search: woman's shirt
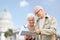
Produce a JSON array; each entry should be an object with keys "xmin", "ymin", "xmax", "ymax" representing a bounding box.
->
[{"xmin": 19, "ymin": 25, "xmax": 37, "ymax": 40}]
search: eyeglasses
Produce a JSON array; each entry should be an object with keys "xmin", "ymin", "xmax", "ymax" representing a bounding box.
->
[{"xmin": 35, "ymin": 9, "xmax": 40, "ymax": 15}]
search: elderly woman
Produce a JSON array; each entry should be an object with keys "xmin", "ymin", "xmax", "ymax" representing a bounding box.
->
[{"xmin": 19, "ymin": 14, "xmax": 36, "ymax": 40}]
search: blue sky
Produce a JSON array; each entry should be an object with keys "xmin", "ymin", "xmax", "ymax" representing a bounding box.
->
[{"xmin": 0, "ymin": 0, "xmax": 60, "ymax": 34}]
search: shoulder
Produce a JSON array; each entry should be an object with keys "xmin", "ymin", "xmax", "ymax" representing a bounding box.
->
[
  {"xmin": 49, "ymin": 16, "xmax": 56, "ymax": 21},
  {"xmin": 46, "ymin": 15, "xmax": 57, "ymax": 23},
  {"xmin": 20, "ymin": 25, "xmax": 28, "ymax": 31},
  {"xmin": 46, "ymin": 14, "xmax": 56, "ymax": 20},
  {"xmin": 48, "ymin": 16, "xmax": 57, "ymax": 24},
  {"xmin": 21, "ymin": 24, "xmax": 27, "ymax": 28},
  {"xmin": 46, "ymin": 15, "xmax": 56, "ymax": 20}
]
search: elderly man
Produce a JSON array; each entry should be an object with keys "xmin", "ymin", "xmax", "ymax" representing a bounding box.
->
[{"xmin": 34, "ymin": 6, "xmax": 57, "ymax": 40}]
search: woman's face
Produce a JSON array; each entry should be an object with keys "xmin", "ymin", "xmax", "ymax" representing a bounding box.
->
[{"xmin": 28, "ymin": 17, "xmax": 34, "ymax": 26}]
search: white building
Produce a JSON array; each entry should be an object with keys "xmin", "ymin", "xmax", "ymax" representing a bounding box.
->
[{"xmin": 0, "ymin": 9, "xmax": 20, "ymax": 40}]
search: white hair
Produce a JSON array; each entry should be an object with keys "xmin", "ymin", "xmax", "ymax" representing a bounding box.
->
[
  {"xmin": 27, "ymin": 13, "xmax": 34, "ymax": 19},
  {"xmin": 34, "ymin": 6, "xmax": 43, "ymax": 10}
]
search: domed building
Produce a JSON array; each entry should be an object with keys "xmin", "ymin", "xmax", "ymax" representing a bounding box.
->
[
  {"xmin": 0, "ymin": 8, "xmax": 21, "ymax": 40},
  {"xmin": 0, "ymin": 8, "xmax": 13, "ymax": 32},
  {"xmin": 0, "ymin": 8, "xmax": 14, "ymax": 40}
]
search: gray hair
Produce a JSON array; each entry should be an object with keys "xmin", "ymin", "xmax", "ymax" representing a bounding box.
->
[{"xmin": 27, "ymin": 13, "xmax": 34, "ymax": 19}]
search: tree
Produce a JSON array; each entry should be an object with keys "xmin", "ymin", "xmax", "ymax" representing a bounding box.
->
[
  {"xmin": 4, "ymin": 29, "xmax": 13, "ymax": 38},
  {"xmin": 8, "ymin": 29, "xmax": 13, "ymax": 36},
  {"xmin": 4, "ymin": 31, "xmax": 9, "ymax": 38}
]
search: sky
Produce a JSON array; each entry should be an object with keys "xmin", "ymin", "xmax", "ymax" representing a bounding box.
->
[{"xmin": 0, "ymin": 0, "xmax": 60, "ymax": 34}]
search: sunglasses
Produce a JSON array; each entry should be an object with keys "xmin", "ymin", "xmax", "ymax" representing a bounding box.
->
[{"xmin": 35, "ymin": 9, "xmax": 41, "ymax": 15}]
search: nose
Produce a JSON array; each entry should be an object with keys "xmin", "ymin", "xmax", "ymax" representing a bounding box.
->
[{"xmin": 30, "ymin": 21, "xmax": 34, "ymax": 23}]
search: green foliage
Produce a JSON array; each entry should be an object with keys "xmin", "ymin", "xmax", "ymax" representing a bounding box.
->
[{"xmin": 4, "ymin": 29, "xmax": 13, "ymax": 38}]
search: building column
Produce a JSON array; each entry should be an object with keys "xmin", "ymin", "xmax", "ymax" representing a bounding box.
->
[
  {"xmin": 1, "ymin": 33, "xmax": 5, "ymax": 40},
  {"xmin": 16, "ymin": 33, "xmax": 20, "ymax": 40}
]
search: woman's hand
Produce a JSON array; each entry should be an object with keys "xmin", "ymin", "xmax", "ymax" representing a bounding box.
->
[{"xmin": 24, "ymin": 34, "xmax": 32, "ymax": 40}]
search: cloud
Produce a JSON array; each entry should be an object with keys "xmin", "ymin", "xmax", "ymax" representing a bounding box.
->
[{"xmin": 20, "ymin": 0, "xmax": 29, "ymax": 7}]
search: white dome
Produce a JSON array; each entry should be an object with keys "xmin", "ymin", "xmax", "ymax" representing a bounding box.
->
[
  {"xmin": 0, "ymin": 8, "xmax": 13, "ymax": 32},
  {"xmin": 1, "ymin": 8, "xmax": 12, "ymax": 20}
]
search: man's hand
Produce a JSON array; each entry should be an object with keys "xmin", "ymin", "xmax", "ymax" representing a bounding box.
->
[{"xmin": 34, "ymin": 29, "xmax": 41, "ymax": 35}]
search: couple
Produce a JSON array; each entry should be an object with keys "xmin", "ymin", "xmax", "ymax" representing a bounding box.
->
[{"xmin": 19, "ymin": 6, "xmax": 57, "ymax": 40}]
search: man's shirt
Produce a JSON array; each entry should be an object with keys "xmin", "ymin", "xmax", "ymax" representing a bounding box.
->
[{"xmin": 38, "ymin": 18, "xmax": 45, "ymax": 30}]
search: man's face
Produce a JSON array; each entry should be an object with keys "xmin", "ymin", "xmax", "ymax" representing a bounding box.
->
[
  {"xmin": 34, "ymin": 9, "xmax": 44, "ymax": 18},
  {"xmin": 28, "ymin": 17, "xmax": 34, "ymax": 26}
]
